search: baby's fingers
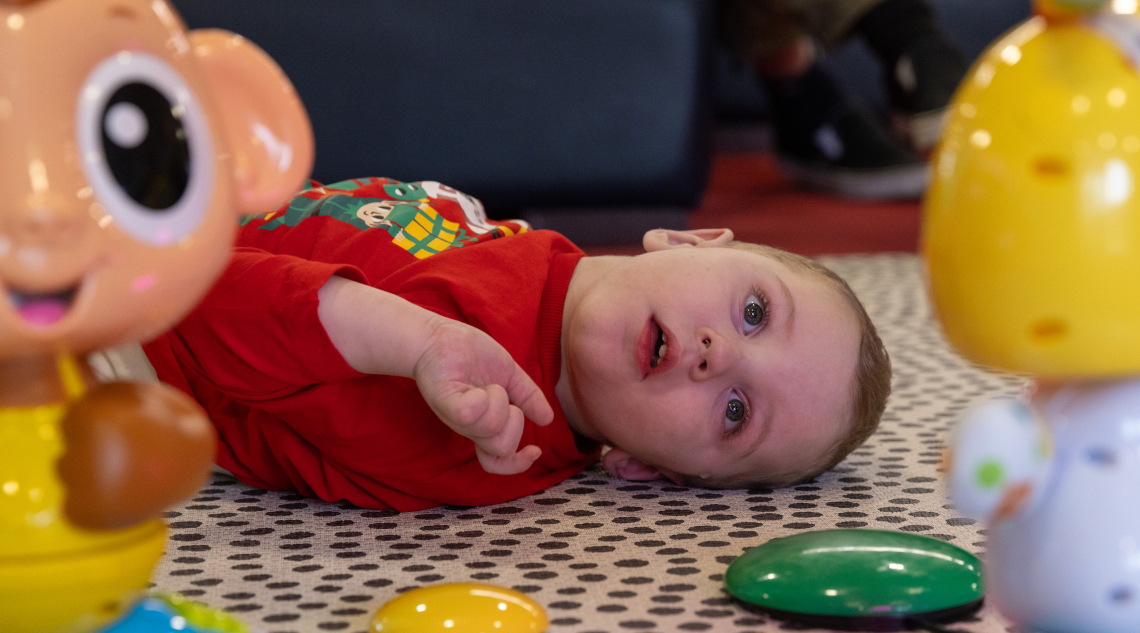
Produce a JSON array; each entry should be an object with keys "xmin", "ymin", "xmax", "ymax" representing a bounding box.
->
[
  {"xmin": 465, "ymin": 388, "xmax": 529, "ymax": 459},
  {"xmin": 440, "ymin": 385, "xmax": 503, "ymax": 431},
  {"xmin": 477, "ymin": 444, "xmax": 542, "ymax": 475},
  {"xmin": 435, "ymin": 386, "xmax": 542, "ymax": 475},
  {"xmin": 504, "ymin": 365, "xmax": 554, "ymax": 426},
  {"xmin": 441, "ymin": 386, "xmax": 520, "ymax": 453}
]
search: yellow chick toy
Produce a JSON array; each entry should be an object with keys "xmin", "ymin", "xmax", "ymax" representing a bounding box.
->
[
  {"xmin": 925, "ymin": 0, "xmax": 1140, "ymax": 377},
  {"xmin": 925, "ymin": 1, "xmax": 1140, "ymax": 631},
  {"xmin": 0, "ymin": 0, "xmax": 312, "ymax": 631}
]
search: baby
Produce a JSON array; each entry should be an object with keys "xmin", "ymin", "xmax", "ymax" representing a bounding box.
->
[{"xmin": 145, "ymin": 177, "xmax": 890, "ymax": 511}]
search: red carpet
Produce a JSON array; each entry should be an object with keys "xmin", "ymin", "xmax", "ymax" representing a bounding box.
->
[
  {"xmin": 584, "ymin": 152, "xmax": 923, "ymax": 257},
  {"xmin": 690, "ymin": 152, "xmax": 924, "ymax": 256}
]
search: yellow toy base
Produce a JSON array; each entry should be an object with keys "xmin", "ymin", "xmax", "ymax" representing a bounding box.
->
[{"xmin": 0, "ymin": 520, "xmax": 166, "ymax": 633}]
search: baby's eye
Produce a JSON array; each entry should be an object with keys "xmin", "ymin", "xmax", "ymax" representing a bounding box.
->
[
  {"xmin": 743, "ymin": 294, "xmax": 767, "ymax": 333},
  {"xmin": 725, "ymin": 393, "xmax": 746, "ymax": 432}
]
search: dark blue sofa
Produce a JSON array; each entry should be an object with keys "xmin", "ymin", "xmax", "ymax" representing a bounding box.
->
[{"xmin": 173, "ymin": 0, "xmax": 715, "ymax": 211}]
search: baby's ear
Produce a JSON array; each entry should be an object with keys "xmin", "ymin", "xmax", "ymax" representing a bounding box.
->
[
  {"xmin": 602, "ymin": 448, "xmax": 682, "ymax": 484},
  {"xmin": 190, "ymin": 29, "xmax": 315, "ymax": 216},
  {"xmin": 642, "ymin": 228, "xmax": 734, "ymax": 252}
]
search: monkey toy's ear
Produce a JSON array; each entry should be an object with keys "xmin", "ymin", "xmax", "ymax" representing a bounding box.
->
[{"xmin": 190, "ymin": 29, "xmax": 315, "ymax": 217}]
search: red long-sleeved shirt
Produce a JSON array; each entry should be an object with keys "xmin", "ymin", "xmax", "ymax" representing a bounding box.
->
[{"xmin": 144, "ymin": 178, "xmax": 598, "ymax": 511}]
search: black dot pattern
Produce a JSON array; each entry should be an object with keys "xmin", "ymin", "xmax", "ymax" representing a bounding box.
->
[{"xmin": 151, "ymin": 255, "xmax": 1017, "ymax": 632}]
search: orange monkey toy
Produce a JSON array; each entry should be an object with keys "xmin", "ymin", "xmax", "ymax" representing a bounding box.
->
[{"xmin": 0, "ymin": 0, "xmax": 313, "ymax": 630}]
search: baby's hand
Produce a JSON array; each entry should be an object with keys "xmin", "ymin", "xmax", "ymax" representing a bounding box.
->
[
  {"xmin": 316, "ymin": 277, "xmax": 553, "ymax": 475},
  {"xmin": 413, "ymin": 318, "xmax": 554, "ymax": 475}
]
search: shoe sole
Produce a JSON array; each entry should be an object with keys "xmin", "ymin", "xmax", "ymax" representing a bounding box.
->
[
  {"xmin": 778, "ymin": 158, "xmax": 930, "ymax": 200},
  {"xmin": 893, "ymin": 107, "xmax": 950, "ymax": 154}
]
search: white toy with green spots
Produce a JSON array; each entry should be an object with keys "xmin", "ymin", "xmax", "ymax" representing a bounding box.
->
[
  {"xmin": 949, "ymin": 398, "xmax": 1053, "ymax": 520},
  {"xmin": 948, "ymin": 379, "xmax": 1140, "ymax": 632}
]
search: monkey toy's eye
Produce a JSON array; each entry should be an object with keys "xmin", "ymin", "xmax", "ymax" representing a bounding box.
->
[{"xmin": 76, "ymin": 52, "xmax": 214, "ymax": 246}]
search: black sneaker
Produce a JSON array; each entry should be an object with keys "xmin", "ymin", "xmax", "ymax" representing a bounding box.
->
[
  {"xmin": 888, "ymin": 33, "xmax": 970, "ymax": 152},
  {"xmin": 852, "ymin": 0, "xmax": 972, "ymax": 152},
  {"xmin": 776, "ymin": 102, "xmax": 929, "ymax": 200}
]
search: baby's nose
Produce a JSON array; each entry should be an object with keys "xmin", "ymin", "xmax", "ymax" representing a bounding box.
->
[{"xmin": 691, "ymin": 329, "xmax": 736, "ymax": 381}]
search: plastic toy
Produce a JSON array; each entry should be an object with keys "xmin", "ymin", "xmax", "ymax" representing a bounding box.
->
[
  {"xmin": 0, "ymin": 0, "xmax": 312, "ymax": 631},
  {"xmin": 369, "ymin": 583, "xmax": 549, "ymax": 633},
  {"xmin": 923, "ymin": 0, "xmax": 1140, "ymax": 630},
  {"xmin": 95, "ymin": 595, "xmax": 248, "ymax": 633},
  {"xmin": 724, "ymin": 529, "xmax": 983, "ymax": 631},
  {"xmin": 924, "ymin": 0, "xmax": 1140, "ymax": 377}
]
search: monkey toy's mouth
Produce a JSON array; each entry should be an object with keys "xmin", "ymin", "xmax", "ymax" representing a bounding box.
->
[{"xmin": 8, "ymin": 285, "xmax": 80, "ymax": 328}]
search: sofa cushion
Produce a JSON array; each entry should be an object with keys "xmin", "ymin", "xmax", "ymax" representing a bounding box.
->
[{"xmin": 173, "ymin": 0, "xmax": 715, "ymax": 209}]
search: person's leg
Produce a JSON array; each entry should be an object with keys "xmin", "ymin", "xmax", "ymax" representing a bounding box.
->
[
  {"xmin": 851, "ymin": 0, "xmax": 970, "ymax": 151},
  {"xmin": 755, "ymin": 34, "xmax": 815, "ymax": 78},
  {"xmin": 778, "ymin": 0, "xmax": 969, "ymax": 151},
  {"xmin": 774, "ymin": 0, "xmax": 885, "ymax": 51},
  {"xmin": 760, "ymin": 41, "xmax": 928, "ymax": 200},
  {"xmin": 718, "ymin": 0, "xmax": 807, "ymax": 66},
  {"xmin": 717, "ymin": 0, "xmax": 928, "ymax": 199}
]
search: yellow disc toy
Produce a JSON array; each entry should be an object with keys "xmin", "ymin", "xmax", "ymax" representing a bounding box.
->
[{"xmin": 370, "ymin": 583, "xmax": 549, "ymax": 633}]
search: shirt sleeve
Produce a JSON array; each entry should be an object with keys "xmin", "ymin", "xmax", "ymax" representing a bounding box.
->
[{"xmin": 163, "ymin": 246, "xmax": 369, "ymax": 400}]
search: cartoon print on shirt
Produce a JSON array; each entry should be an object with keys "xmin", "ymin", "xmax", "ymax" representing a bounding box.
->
[
  {"xmin": 240, "ymin": 179, "xmax": 530, "ymax": 257},
  {"xmin": 383, "ymin": 181, "xmax": 428, "ymax": 201},
  {"xmin": 421, "ymin": 181, "xmax": 497, "ymax": 234},
  {"xmin": 388, "ymin": 203, "xmax": 472, "ymax": 259},
  {"xmin": 246, "ymin": 192, "xmax": 377, "ymax": 231},
  {"xmin": 321, "ymin": 177, "xmax": 377, "ymax": 192},
  {"xmin": 355, "ymin": 200, "xmax": 418, "ymax": 232}
]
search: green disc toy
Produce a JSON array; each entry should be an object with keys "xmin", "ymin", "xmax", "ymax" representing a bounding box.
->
[{"xmin": 724, "ymin": 529, "xmax": 984, "ymax": 632}]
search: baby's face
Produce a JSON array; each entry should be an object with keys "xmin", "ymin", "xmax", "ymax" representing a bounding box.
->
[{"xmin": 562, "ymin": 247, "xmax": 860, "ymax": 484}]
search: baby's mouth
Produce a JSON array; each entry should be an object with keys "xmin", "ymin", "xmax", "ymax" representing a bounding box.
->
[
  {"xmin": 650, "ymin": 321, "xmax": 668, "ymax": 369},
  {"xmin": 652, "ymin": 323, "xmax": 665, "ymax": 369},
  {"xmin": 9, "ymin": 284, "xmax": 79, "ymax": 327}
]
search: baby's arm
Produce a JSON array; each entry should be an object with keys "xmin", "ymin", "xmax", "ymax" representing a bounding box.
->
[{"xmin": 317, "ymin": 275, "xmax": 554, "ymax": 475}]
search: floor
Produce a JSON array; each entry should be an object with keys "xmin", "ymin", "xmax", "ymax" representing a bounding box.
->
[{"xmin": 582, "ymin": 151, "xmax": 925, "ymax": 258}]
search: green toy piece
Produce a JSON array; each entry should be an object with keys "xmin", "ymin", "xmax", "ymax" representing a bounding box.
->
[
  {"xmin": 724, "ymin": 529, "xmax": 983, "ymax": 631},
  {"xmin": 153, "ymin": 593, "xmax": 250, "ymax": 633}
]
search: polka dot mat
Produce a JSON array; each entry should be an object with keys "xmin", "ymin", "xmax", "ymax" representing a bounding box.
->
[{"xmin": 151, "ymin": 254, "xmax": 1023, "ymax": 633}]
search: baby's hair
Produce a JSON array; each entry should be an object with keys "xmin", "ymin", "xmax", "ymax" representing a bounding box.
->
[{"xmin": 678, "ymin": 241, "xmax": 891, "ymax": 490}]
